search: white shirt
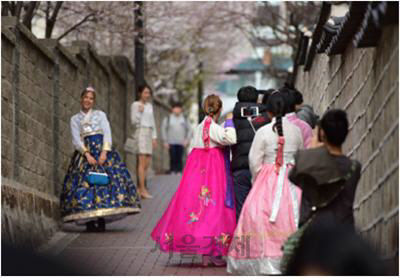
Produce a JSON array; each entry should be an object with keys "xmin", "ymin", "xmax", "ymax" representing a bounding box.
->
[
  {"xmin": 70, "ymin": 109, "xmax": 112, "ymax": 153},
  {"xmin": 130, "ymin": 101, "xmax": 157, "ymax": 139},
  {"xmin": 188, "ymin": 117, "xmax": 237, "ymax": 154},
  {"xmin": 249, "ymin": 117, "xmax": 303, "ymax": 178}
]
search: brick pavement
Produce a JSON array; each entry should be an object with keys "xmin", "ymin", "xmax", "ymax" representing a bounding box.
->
[{"xmin": 53, "ymin": 174, "xmax": 230, "ymax": 276}]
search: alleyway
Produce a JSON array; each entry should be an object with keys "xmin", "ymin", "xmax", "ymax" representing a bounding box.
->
[{"xmin": 47, "ymin": 175, "xmax": 229, "ymax": 276}]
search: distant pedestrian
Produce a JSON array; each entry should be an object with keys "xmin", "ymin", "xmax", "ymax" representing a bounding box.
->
[
  {"xmin": 161, "ymin": 102, "xmax": 192, "ymax": 174},
  {"xmin": 130, "ymin": 84, "xmax": 157, "ymax": 199},
  {"xmin": 151, "ymin": 94, "xmax": 237, "ymax": 267}
]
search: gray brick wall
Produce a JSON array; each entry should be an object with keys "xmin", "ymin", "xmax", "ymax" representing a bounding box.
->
[
  {"xmin": 1, "ymin": 17, "xmax": 170, "ymax": 249},
  {"xmin": 295, "ymin": 25, "xmax": 398, "ymax": 273}
]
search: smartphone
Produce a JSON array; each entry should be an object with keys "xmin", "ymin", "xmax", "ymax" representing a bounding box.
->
[{"xmin": 241, "ymin": 106, "xmax": 259, "ymax": 118}]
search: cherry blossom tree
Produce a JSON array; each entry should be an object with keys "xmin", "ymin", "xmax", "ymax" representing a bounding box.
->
[{"xmin": 4, "ymin": 2, "xmax": 318, "ymax": 105}]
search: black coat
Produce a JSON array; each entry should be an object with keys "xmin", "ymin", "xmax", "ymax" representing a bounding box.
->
[
  {"xmin": 289, "ymin": 147, "xmax": 362, "ymax": 227},
  {"xmin": 231, "ymin": 102, "xmax": 269, "ymax": 172}
]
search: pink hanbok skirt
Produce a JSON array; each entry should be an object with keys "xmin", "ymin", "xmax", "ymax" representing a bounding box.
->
[{"xmin": 227, "ymin": 163, "xmax": 301, "ymax": 275}]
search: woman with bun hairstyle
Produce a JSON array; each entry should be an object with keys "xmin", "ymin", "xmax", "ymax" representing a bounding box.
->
[
  {"xmin": 227, "ymin": 92, "xmax": 303, "ymax": 275},
  {"xmin": 151, "ymin": 94, "xmax": 237, "ymax": 266}
]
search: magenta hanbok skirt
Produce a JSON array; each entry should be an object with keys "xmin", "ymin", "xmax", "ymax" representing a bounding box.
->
[{"xmin": 151, "ymin": 147, "xmax": 236, "ymax": 256}]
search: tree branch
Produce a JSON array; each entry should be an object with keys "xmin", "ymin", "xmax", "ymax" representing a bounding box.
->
[
  {"xmin": 22, "ymin": 1, "xmax": 39, "ymax": 30},
  {"xmin": 45, "ymin": 1, "xmax": 63, "ymax": 38},
  {"xmin": 2, "ymin": 2, "xmax": 11, "ymax": 16},
  {"xmin": 15, "ymin": 2, "xmax": 23, "ymax": 19},
  {"xmin": 57, "ymin": 12, "xmax": 95, "ymax": 41}
]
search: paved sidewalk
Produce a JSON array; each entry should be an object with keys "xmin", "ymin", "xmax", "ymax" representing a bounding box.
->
[{"xmin": 52, "ymin": 174, "xmax": 230, "ymax": 276}]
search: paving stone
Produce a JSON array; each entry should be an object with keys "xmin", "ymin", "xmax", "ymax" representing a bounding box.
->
[{"xmin": 55, "ymin": 174, "xmax": 230, "ymax": 275}]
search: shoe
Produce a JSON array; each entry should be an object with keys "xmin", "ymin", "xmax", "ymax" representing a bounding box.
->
[
  {"xmin": 86, "ymin": 221, "xmax": 97, "ymax": 232},
  {"xmin": 139, "ymin": 190, "xmax": 153, "ymax": 199},
  {"xmin": 209, "ymin": 255, "xmax": 226, "ymax": 267},
  {"xmin": 142, "ymin": 193, "xmax": 153, "ymax": 199},
  {"xmin": 97, "ymin": 218, "xmax": 106, "ymax": 232}
]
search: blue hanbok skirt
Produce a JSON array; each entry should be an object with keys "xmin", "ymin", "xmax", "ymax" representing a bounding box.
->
[{"xmin": 60, "ymin": 134, "xmax": 141, "ymax": 224}]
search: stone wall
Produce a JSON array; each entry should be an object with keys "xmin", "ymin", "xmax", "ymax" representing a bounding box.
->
[
  {"xmin": 1, "ymin": 17, "xmax": 170, "ymax": 249},
  {"xmin": 295, "ymin": 25, "xmax": 399, "ymax": 273}
]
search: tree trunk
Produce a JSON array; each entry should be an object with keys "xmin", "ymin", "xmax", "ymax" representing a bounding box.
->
[
  {"xmin": 2, "ymin": 2, "xmax": 11, "ymax": 16},
  {"xmin": 45, "ymin": 2, "xmax": 63, "ymax": 38},
  {"xmin": 22, "ymin": 2, "xmax": 39, "ymax": 31}
]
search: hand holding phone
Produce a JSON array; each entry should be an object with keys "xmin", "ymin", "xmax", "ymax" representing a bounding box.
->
[{"xmin": 241, "ymin": 106, "xmax": 259, "ymax": 118}]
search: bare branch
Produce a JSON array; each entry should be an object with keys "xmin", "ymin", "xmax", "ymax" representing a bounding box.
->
[
  {"xmin": 45, "ymin": 1, "xmax": 63, "ymax": 38},
  {"xmin": 57, "ymin": 12, "xmax": 95, "ymax": 41},
  {"xmin": 15, "ymin": 2, "xmax": 23, "ymax": 19},
  {"xmin": 2, "ymin": 2, "xmax": 11, "ymax": 16},
  {"xmin": 22, "ymin": 1, "xmax": 39, "ymax": 30}
]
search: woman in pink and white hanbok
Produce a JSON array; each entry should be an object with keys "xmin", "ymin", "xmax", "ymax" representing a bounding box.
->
[{"xmin": 227, "ymin": 93, "xmax": 303, "ymax": 275}]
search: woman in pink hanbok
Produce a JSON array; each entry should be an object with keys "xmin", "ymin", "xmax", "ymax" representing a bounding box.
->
[
  {"xmin": 227, "ymin": 93, "xmax": 304, "ymax": 275},
  {"xmin": 151, "ymin": 94, "xmax": 237, "ymax": 266}
]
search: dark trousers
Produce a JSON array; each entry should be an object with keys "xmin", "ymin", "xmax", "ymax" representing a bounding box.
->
[
  {"xmin": 232, "ymin": 169, "xmax": 252, "ymax": 222},
  {"xmin": 169, "ymin": 144, "xmax": 184, "ymax": 172}
]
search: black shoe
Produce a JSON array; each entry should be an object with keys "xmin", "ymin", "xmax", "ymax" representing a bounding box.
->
[
  {"xmin": 86, "ymin": 221, "xmax": 97, "ymax": 232},
  {"xmin": 97, "ymin": 218, "xmax": 106, "ymax": 232}
]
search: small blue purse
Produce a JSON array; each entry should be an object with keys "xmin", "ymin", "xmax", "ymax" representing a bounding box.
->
[{"xmin": 88, "ymin": 166, "xmax": 110, "ymax": 185}]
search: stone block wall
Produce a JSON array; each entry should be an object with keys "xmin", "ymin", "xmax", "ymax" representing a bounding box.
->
[
  {"xmin": 295, "ymin": 25, "xmax": 398, "ymax": 273},
  {"xmin": 1, "ymin": 17, "xmax": 170, "ymax": 249}
]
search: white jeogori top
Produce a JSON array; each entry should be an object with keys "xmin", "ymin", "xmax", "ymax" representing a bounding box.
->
[
  {"xmin": 130, "ymin": 101, "xmax": 157, "ymax": 139},
  {"xmin": 70, "ymin": 109, "xmax": 112, "ymax": 154},
  {"xmin": 249, "ymin": 116, "xmax": 303, "ymax": 178},
  {"xmin": 188, "ymin": 117, "xmax": 237, "ymax": 154}
]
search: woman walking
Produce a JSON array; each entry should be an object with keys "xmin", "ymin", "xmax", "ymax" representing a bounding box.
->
[
  {"xmin": 227, "ymin": 93, "xmax": 303, "ymax": 275},
  {"xmin": 130, "ymin": 84, "xmax": 157, "ymax": 199},
  {"xmin": 60, "ymin": 86, "xmax": 141, "ymax": 232},
  {"xmin": 151, "ymin": 94, "xmax": 237, "ymax": 266}
]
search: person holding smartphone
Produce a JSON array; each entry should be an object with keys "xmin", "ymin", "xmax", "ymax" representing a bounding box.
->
[
  {"xmin": 289, "ymin": 109, "xmax": 362, "ymax": 228},
  {"xmin": 231, "ymin": 86, "xmax": 269, "ymax": 221},
  {"xmin": 281, "ymin": 109, "xmax": 362, "ymax": 273}
]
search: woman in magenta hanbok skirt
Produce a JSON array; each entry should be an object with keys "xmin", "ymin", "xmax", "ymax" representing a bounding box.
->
[
  {"xmin": 227, "ymin": 93, "xmax": 304, "ymax": 275},
  {"xmin": 151, "ymin": 95, "xmax": 237, "ymax": 266}
]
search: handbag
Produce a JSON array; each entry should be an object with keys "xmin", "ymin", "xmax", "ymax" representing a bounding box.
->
[
  {"xmin": 88, "ymin": 166, "xmax": 110, "ymax": 186},
  {"xmin": 124, "ymin": 133, "xmax": 137, "ymax": 154}
]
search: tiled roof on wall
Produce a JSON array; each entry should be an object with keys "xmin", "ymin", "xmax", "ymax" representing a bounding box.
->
[
  {"xmin": 304, "ymin": 2, "xmax": 332, "ymax": 71},
  {"xmin": 293, "ymin": 1, "xmax": 398, "ymax": 79},
  {"xmin": 316, "ymin": 16, "xmax": 344, "ymax": 54},
  {"xmin": 326, "ymin": 2, "xmax": 369, "ymax": 55},
  {"xmin": 353, "ymin": 1, "xmax": 399, "ymax": 48}
]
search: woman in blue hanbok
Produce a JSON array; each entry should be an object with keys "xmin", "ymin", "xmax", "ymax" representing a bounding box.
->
[{"xmin": 60, "ymin": 86, "xmax": 141, "ymax": 232}]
